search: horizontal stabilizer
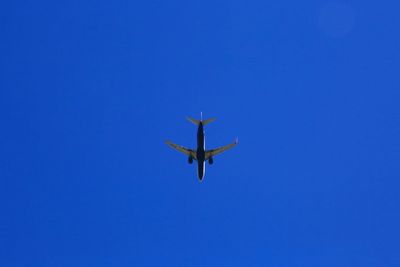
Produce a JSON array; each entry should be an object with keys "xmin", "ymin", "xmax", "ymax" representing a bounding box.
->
[
  {"xmin": 202, "ymin": 118, "xmax": 216, "ymax": 126},
  {"xmin": 187, "ymin": 116, "xmax": 216, "ymax": 126},
  {"xmin": 187, "ymin": 117, "xmax": 201, "ymax": 125}
]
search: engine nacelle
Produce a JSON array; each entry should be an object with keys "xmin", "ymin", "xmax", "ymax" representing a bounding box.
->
[
  {"xmin": 188, "ymin": 156, "xmax": 193, "ymax": 164},
  {"xmin": 208, "ymin": 157, "xmax": 213, "ymax": 165}
]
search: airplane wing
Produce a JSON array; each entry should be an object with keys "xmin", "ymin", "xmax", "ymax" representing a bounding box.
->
[
  {"xmin": 165, "ymin": 141, "xmax": 197, "ymax": 160},
  {"xmin": 205, "ymin": 139, "xmax": 238, "ymax": 160}
]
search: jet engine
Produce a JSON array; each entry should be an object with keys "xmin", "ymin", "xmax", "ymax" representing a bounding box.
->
[
  {"xmin": 209, "ymin": 157, "xmax": 213, "ymax": 165},
  {"xmin": 188, "ymin": 156, "xmax": 193, "ymax": 164}
]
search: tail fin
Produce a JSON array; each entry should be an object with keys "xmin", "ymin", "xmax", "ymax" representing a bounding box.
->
[{"xmin": 186, "ymin": 116, "xmax": 216, "ymax": 126}]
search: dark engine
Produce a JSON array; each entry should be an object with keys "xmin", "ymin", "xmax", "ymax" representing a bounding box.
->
[
  {"xmin": 208, "ymin": 157, "xmax": 213, "ymax": 165},
  {"xmin": 188, "ymin": 156, "xmax": 193, "ymax": 164}
]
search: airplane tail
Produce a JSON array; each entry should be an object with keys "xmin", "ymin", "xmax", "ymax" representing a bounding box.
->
[
  {"xmin": 202, "ymin": 118, "xmax": 216, "ymax": 126},
  {"xmin": 187, "ymin": 117, "xmax": 201, "ymax": 125},
  {"xmin": 187, "ymin": 116, "xmax": 216, "ymax": 126}
]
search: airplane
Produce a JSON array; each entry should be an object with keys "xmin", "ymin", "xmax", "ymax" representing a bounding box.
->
[{"xmin": 165, "ymin": 113, "xmax": 238, "ymax": 181}]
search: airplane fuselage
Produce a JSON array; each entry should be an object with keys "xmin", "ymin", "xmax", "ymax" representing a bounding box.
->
[
  {"xmin": 165, "ymin": 115, "xmax": 237, "ymax": 181},
  {"xmin": 196, "ymin": 122, "xmax": 206, "ymax": 180}
]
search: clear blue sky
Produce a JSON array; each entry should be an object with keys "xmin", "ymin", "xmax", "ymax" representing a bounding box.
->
[{"xmin": 1, "ymin": 0, "xmax": 400, "ymax": 266}]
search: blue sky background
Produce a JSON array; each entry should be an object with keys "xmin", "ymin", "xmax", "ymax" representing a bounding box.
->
[{"xmin": 1, "ymin": 0, "xmax": 400, "ymax": 266}]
